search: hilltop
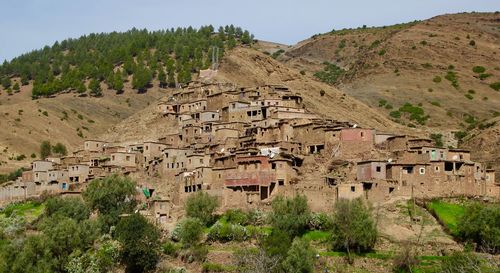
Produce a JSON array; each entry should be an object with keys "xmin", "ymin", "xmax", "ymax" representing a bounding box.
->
[{"xmin": 278, "ymin": 12, "xmax": 500, "ymax": 138}]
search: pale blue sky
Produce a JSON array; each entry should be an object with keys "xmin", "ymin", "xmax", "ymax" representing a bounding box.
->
[{"xmin": 1, "ymin": 0, "xmax": 499, "ymax": 61}]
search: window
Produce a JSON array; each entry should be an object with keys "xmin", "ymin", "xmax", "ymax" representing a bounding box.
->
[
  {"xmin": 360, "ymin": 132, "xmax": 364, "ymax": 137},
  {"xmin": 435, "ymin": 166, "xmax": 440, "ymax": 172},
  {"xmin": 271, "ymin": 163, "xmax": 276, "ymax": 170},
  {"xmin": 126, "ymin": 156, "xmax": 130, "ymax": 161},
  {"xmin": 351, "ymin": 186, "xmax": 355, "ymax": 192},
  {"xmin": 419, "ymin": 167, "xmax": 425, "ymax": 175},
  {"xmin": 376, "ymin": 166, "xmax": 381, "ymax": 172}
]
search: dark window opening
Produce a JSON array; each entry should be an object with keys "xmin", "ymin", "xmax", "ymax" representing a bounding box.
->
[
  {"xmin": 362, "ymin": 182, "xmax": 372, "ymax": 191},
  {"xmin": 444, "ymin": 162, "xmax": 453, "ymax": 171},
  {"xmin": 389, "ymin": 187, "xmax": 395, "ymax": 193},
  {"xmin": 376, "ymin": 166, "xmax": 381, "ymax": 172},
  {"xmin": 351, "ymin": 186, "xmax": 355, "ymax": 192},
  {"xmin": 278, "ymin": 179, "xmax": 284, "ymax": 186}
]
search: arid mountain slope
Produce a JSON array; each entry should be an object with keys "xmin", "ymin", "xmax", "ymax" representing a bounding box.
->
[
  {"xmin": 281, "ymin": 12, "xmax": 500, "ymax": 132},
  {"xmin": 462, "ymin": 117, "xmax": 500, "ymax": 181},
  {"xmin": 214, "ymin": 47, "xmax": 412, "ymax": 133},
  {"xmin": 0, "ymin": 81, "xmax": 164, "ymax": 172}
]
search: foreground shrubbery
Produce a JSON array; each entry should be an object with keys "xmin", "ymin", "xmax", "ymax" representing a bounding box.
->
[{"xmin": 456, "ymin": 203, "xmax": 500, "ymax": 254}]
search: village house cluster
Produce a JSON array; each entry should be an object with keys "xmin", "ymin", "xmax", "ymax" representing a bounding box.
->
[{"xmin": 1, "ymin": 82, "xmax": 497, "ymax": 220}]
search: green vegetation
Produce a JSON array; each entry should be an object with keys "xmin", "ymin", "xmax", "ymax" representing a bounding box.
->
[
  {"xmin": 391, "ymin": 102, "xmax": 429, "ymax": 125},
  {"xmin": 426, "ymin": 200, "xmax": 465, "ymax": 235},
  {"xmin": 456, "ymin": 203, "xmax": 500, "ymax": 253},
  {"xmin": 432, "ymin": 76, "xmax": 441, "ymax": 83},
  {"xmin": 0, "ymin": 168, "xmax": 26, "ymax": 184},
  {"xmin": 430, "ymin": 101, "xmax": 440, "ymax": 107},
  {"xmin": 472, "ymin": 66, "xmax": 485, "ymax": 73},
  {"xmin": 269, "ymin": 195, "xmax": 311, "ymax": 238},
  {"xmin": 0, "ymin": 26, "xmax": 253, "ymax": 98},
  {"xmin": 185, "ymin": 191, "xmax": 219, "ymax": 226},
  {"xmin": 271, "ymin": 49, "xmax": 285, "ymax": 59},
  {"xmin": 464, "ymin": 93, "xmax": 473, "ymax": 100},
  {"xmin": 313, "ymin": 62, "xmax": 345, "ymax": 85},
  {"xmin": 378, "ymin": 49, "xmax": 386, "ymax": 56},
  {"xmin": 39, "ymin": 141, "xmax": 67, "ymax": 159},
  {"xmin": 444, "ymin": 71, "xmax": 459, "ymax": 88},
  {"xmin": 282, "ymin": 238, "xmax": 316, "ymax": 273},
  {"xmin": 489, "ymin": 82, "xmax": 500, "ymax": 91},
  {"xmin": 330, "ymin": 198, "xmax": 377, "ymax": 261},
  {"xmin": 430, "ymin": 133, "xmax": 444, "ymax": 147},
  {"xmin": 440, "ymin": 251, "xmax": 497, "ymax": 273},
  {"xmin": 378, "ymin": 99, "xmax": 387, "ymax": 107}
]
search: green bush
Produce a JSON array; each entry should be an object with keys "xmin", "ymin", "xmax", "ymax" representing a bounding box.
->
[
  {"xmin": 222, "ymin": 208, "xmax": 249, "ymax": 225},
  {"xmin": 313, "ymin": 62, "xmax": 345, "ymax": 85},
  {"xmin": 430, "ymin": 133, "xmax": 444, "ymax": 147},
  {"xmin": 378, "ymin": 49, "xmax": 386, "ymax": 56},
  {"xmin": 185, "ymin": 191, "xmax": 218, "ymax": 226},
  {"xmin": 430, "ymin": 101, "xmax": 441, "ymax": 107},
  {"xmin": 207, "ymin": 222, "xmax": 248, "ymax": 242},
  {"xmin": 202, "ymin": 262, "xmax": 233, "ymax": 272},
  {"xmin": 378, "ymin": 99, "xmax": 387, "ymax": 107},
  {"xmin": 469, "ymin": 40, "xmax": 476, "ymax": 46},
  {"xmin": 433, "ymin": 76, "xmax": 442, "ymax": 83},
  {"xmin": 456, "ymin": 203, "xmax": 499, "ymax": 253},
  {"xmin": 472, "ymin": 66, "xmax": 486, "ymax": 73},
  {"xmin": 269, "ymin": 195, "xmax": 311, "ymax": 238},
  {"xmin": 282, "ymin": 238, "xmax": 316, "ymax": 273},
  {"xmin": 308, "ymin": 212, "xmax": 332, "ymax": 230},
  {"xmin": 45, "ymin": 197, "xmax": 90, "ymax": 222},
  {"xmin": 489, "ymin": 82, "xmax": 500, "ymax": 91},
  {"xmin": 177, "ymin": 217, "xmax": 204, "ymax": 247},
  {"xmin": 444, "ymin": 71, "xmax": 459, "ymax": 88},
  {"xmin": 479, "ymin": 73, "xmax": 491, "ymax": 80},
  {"xmin": 440, "ymin": 251, "xmax": 497, "ymax": 273},
  {"xmin": 389, "ymin": 111, "xmax": 401, "ymax": 119},
  {"xmin": 181, "ymin": 244, "xmax": 208, "ymax": 263},
  {"xmin": 464, "ymin": 94, "xmax": 473, "ymax": 100},
  {"xmin": 330, "ymin": 198, "xmax": 377, "ymax": 254},
  {"xmin": 162, "ymin": 240, "xmax": 180, "ymax": 257}
]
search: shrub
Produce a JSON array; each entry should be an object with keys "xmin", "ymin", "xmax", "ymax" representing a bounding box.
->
[
  {"xmin": 464, "ymin": 94, "xmax": 474, "ymax": 100},
  {"xmin": 469, "ymin": 40, "xmax": 476, "ymax": 46},
  {"xmin": 181, "ymin": 244, "xmax": 208, "ymax": 263},
  {"xmin": 430, "ymin": 101, "xmax": 441, "ymax": 107},
  {"xmin": 300, "ymin": 70, "xmax": 306, "ymax": 75},
  {"xmin": 479, "ymin": 73, "xmax": 491, "ymax": 80},
  {"xmin": 185, "ymin": 192, "xmax": 218, "ymax": 226},
  {"xmin": 178, "ymin": 217, "xmax": 204, "ymax": 247},
  {"xmin": 430, "ymin": 133, "xmax": 444, "ymax": 147},
  {"xmin": 269, "ymin": 195, "xmax": 310, "ymax": 238},
  {"xmin": 444, "ymin": 71, "xmax": 459, "ymax": 88},
  {"xmin": 282, "ymin": 238, "xmax": 316, "ymax": 273},
  {"xmin": 440, "ymin": 251, "xmax": 497, "ymax": 273},
  {"xmin": 115, "ymin": 214, "xmax": 161, "ymax": 273},
  {"xmin": 319, "ymin": 89, "xmax": 325, "ymax": 96},
  {"xmin": 390, "ymin": 111, "xmax": 401, "ymax": 119},
  {"xmin": 271, "ymin": 49, "xmax": 284, "ymax": 59},
  {"xmin": 223, "ymin": 208, "xmax": 248, "ymax": 225},
  {"xmin": 308, "ymin": 212, "xmax": 332, "ymax": 230},
  {"xmin": 45, "ymin": 197, "xmax": 90, "ymax": 222},
  {"xmin": 202, "ymin": 262, "xmax": 231, "ymax": 272},
  {"xmin": 207, "ymin": 222, "xmax": 248, "ymax": 242},
  {"xmin": 392, "ymin": 244, "xmax": 419, "ymax": 273},
  {"xmin": 385, "ymin": 104, "xmax": 393, "ymax": 110},
  {"xmin": 420, "ymin": 40, "xmax": 427, "ymax": 45},
  {"xmin": 162, "ymin": 240, "xmax": 180, "ymax": 257},
  {"xmin": 330, "ymin": 198, "xmax": 377, "ymax": 255},
  {"xmin": 456, "ymin": 203, "xmax": 499, "ymax": 253},
  {"xmin": 472, "ymin": 66, "xmax": 486, "ymax": 73},
  {"xmin": 313, "ymin": 62, "xmax": 345, "ymax": 85},
  {"xmin": 489, "ymin": 82, "xmax": 500, "ymax": 91},
  {"xmin": 378, "ymin": 49, "xmax": 386, "ymax": 56},
  {"xmin": 433, "ymin": 76, "xmax": 442, "ymax": 83},
  {"xmin": 378, "ymin": 99, "xmax": 387, "ymax": 107}
]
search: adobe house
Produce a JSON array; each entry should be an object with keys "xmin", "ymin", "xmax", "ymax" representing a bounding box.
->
[
  {"xmin": 339, "ymin": 128, "xmax": 375, "ymax": 157},
  {"xmin": 357, "ymin": 161, "xmax": 387, "ymax": 181},
  {"xmin": 337, "ymin": 183, "xmax": 364, "ymax": 200},
  {"xmin": 32, "ymin": 160, "xmax": 54, "ymax": 172},
  {"xmin": 21, "ymin": 171, "xmax": 34, "ymax": 183},
  {"xmin": 143, "ymin": 142, "xmax": 168, "ymax": 161},
  {"xmin": 214, "ymin": 128, "xmax": 240, "ymax": 143},
  {"xmin": 374, "ymin": 132, "xmax": 398, "ymax": 144},
  {"xmin": 68, "ymin": 164, "xmax": 90, "ymax": 183},
  {"xmin": 179, "ymin": 99, "xmax": 207, "ymax": 113},
  {"xmin": 199, "ymin": 111, "xmax": 220, "ymax": 123},
  {"xmin": 84, "ymin": 140, "xmax": 108, "ymax": 152},
  {"xmin": 410, "ymin": 146, "xmax": 448, "ymax": 161},
  {"xmin": 151, "ymin": 198, "xmax": 171, "ymax": 225},
  {"xmin": 447, "ymin": 149, "xmax": 471, "ymax": 162},
  {"xmin": 110, "ymin": 152, "xmax": 137, "ymax": 167}
]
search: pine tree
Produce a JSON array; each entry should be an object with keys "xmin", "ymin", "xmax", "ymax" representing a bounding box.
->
[
  {"xmin": 89, "ymin": 79, "xmax": 102, "ymax": 97},
  {"xmin": 113, "ymin": 73, "xmax": 124, "ymax": 91},
  {"xmin": 157, "ymin": 68, "xmax": 166, "ymax": 88},
  {"xmin": 1, "ymin": 77, "xmax": 11, "ymax": 89},
  {"xmin": 12, "ymin": 82, "xmax": 20, "ymax": 92}
]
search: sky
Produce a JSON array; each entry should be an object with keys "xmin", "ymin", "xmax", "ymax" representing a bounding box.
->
[{"xmin": 1, "ymin": 0, "xmax": 499, "ymax": 62}]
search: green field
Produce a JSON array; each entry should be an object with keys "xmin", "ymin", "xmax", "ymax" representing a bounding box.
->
[
  {"xmin": 0, "ymin": 201, "xmax": 45, "ymax": 222},
  {"xmin": 426, "ymin": 200, "xmax": 465, "ymax": 235}
]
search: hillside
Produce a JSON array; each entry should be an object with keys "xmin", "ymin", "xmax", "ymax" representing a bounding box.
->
[{"xmin": 280, "ymin": 12, "xmax": 500, "ymax": 139}]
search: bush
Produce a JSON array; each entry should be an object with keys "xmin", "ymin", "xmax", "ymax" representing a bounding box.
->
[
  {"xmin": 185, "ymin": 192, "xmax": 218, "ymax": 226},
  {"xmin": 319, "ymin": 89, "xmax": 325, "ymax": 96},
  {"xmin": 440, "ymin": 251, "xmax": 497, "ymax": 273},
  {"xmin": 469, "ymin": 40, "xmax": 476, "ymax": 46},
  {"xmin": 162, "ymin": 240, "xmax": 180, "ymax": 257},
  {"xmin": 444, "ymin": 71, "xmax": 459, "ymax": 88},
  {"xmin": 181, "ymin": 244, "xmax": 208, "ymax": 263},
  {"xmin": 45, "ymin": 197, "xmax": 90, "ymax": 222},
  {"xmin": 308, "ymin": 212, "xmax": 332, "ymax": 230},
  {"xmin": 430, "ymin": 133, "xmax": 444, "ymax": 147},
  {"xmin": 300, "ymin": 70, "xmax": 306, "ymax": 75},
  {"xmin": 456, "ymin": 203, "xmax": 499, "ymax": 253},
  {"xmin": 489, "ymin": 82, "xmax": 500, "ymax": 91},
  {"xmin": 378, "ymin": 99, "xmax": 387, "ymax": 107},
  {"xmin": 433, "ymin": 76, "xmax": 442, "ymax": 83},
  {"xmin": 282, "ymin": 238, "xmax": 316, "ymax": 273},
  {"xmin": 330, "ymin": 198, "xmax": 377, "ymax": 255},
  {"xmin": 222, "ymin": 209, "xmax": 248, "ymax": 225},
  {"xmin": 378, "ymin": 49, "xmax": 386, "ymax": 56},
  {"xmin": 390, "ymin": 111, "xmax": 401, "ymax": 119},
  {"xmin": 177, "ymin": 217, "xmax": 204, "ymax": 247},
  {"xmin": 465, "ymin": 94, "xmax": 474, "ymax": 100},
  {"xmin": 472, "ymin": 66, "xmax": 486, "ymax": 73},
  {"xmin": 202, "ymin": 262, "xmax": 230, "ymax": 272},
  {"xmin": 207, "ymin": 222, "xmax": 248, "ymax": 242},
  {"xmin": 269, "ymin": 195, "xmax": 310, "ymax": 238},
  {"xmin": 115, "ymin": 213, "xmax": 161, "ymax": 273},
  {"xmin": 392, "ymin": 244, "xmax": 419, "ymax": 273},
  {"xmin": 313, "ymin": 62, "xmax": 345, "ymax": 85}
]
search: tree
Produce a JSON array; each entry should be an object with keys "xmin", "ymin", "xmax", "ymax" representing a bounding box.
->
[
  {"xmin": 185, "ymin": 192, "xmax": 218, "ymax": 226},
  {"xmin": 115, "ymin": 214, "xmax": 161, "ymax": 273},
  {"xmin": 52, "ymin": 142, "xmax": 67, "ymax": 156},
  {"xmin": 282, "ymin": 238, "xmax": 316, "ymax": 273},
  {"xmin": 177, "ymin": 217, "xmax": 204, "ymax": 248},
  {"xmin": 269, "ymin": 195, "xmax": 311, "ymax": 238},
  {"xmin": 83, "ymin": 175, "xmax": 137, "ymax": 231},
  {"xmin": 113, "ymin": 72, "xmax": 124, "ymax": 91},
  {"xmin": 132, "ymin": 66, "xmax": 152, "ymax": 92},
  {"xmin": 241, "ymin": 30, "xmax": 252, "ymax": 45},
  {"xmin": 12, "ymin": 82, "xmax": 20, "ymax": 92},
  {"xmin": 157, "ymin": 68, "xmax": 166, "ymax": 88},
  {"xmin": 40, "ymin": 140, "xmax": 52, "ymax": 159},
  {"xmin": 1, "ymin": 77, "xmax": 11, "ymax": 89},
  {"xmin": 456, "ymin": 203, "xmax": 499, "ymax": 253},
  {"xmin": 440, "ymin": 251, "xmax": 497, "ymax": 273},
  {"xmin": 89, "ymin": 78, "xmax": 102, "ymax": 97},
  {"xmin": 44, "ymin": 197, "xmax": 90, "ymax": 222},
  {"xmin": 330, "ymin": 198, "xmax": 377, "ymax": 261}
]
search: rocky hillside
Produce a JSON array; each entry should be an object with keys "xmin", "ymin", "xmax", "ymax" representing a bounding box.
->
[{"xmin": 280, "ymin": 12, "xmax": 500, "ymax": 137}]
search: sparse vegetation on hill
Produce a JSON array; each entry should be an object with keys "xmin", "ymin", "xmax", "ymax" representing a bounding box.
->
[{"xmin": 0, "ymin": 25, "xmax": 254, "ymax": 98}]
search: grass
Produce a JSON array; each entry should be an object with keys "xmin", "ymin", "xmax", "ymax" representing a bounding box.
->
[
  {"xmin": 303, "ymin": 230, "xmax": 330, "ymax": 241},
  {"xmin": 426, "ymin": 200, "xmax": 465, "ymax": 236},
  {"xmin": 0, "ymin": 201, "xmax": 45, "ymax": 222}
]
